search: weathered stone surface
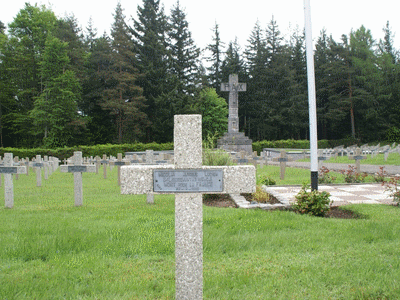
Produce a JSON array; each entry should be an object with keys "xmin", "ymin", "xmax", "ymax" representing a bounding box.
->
[
  {"xmin": 121, "ymin": 165, "xmax": 255, "ymax": 195},
  {"xmin": 218, "ymin": 74, "xmax": 252, "ymax": 154},
  {"xmin": 120, "ymin": 115, "xmax": 256, "ymax": 299}
]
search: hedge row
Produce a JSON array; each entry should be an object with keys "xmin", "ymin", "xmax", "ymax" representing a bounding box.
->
[
  {"xmin": 0, "ymin": 142, "xmax": 174, "ymax": 161},
  {"xmin": 0, "ymin": 138, "xmax": 367, "ymax": 159}
]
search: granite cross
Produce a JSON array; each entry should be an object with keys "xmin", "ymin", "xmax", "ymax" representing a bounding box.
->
[
  {"xmin": 60, "ymin": 151, "xmax": 96, "ymax": 206},
  {"xmin": 349, "ymin": 147, "xmax": 367, "ymax": 173},
  {"xmin": 121, "ymin": 115, "xmax": 255, "ymax": 300},
  {"xmin": 0, "ymin": 153, "xmax": 26, "ymax": 208},
  {"xmin": 221, "ymin": 74, "xmax": 246, "ymax": 133},
  {"xmin": 272, "ymin": 150, "xmax": 293, "ymax": 180},
  {"xmin": 32, "ymin": 155, "xmax": 44, "ymax": 187}
]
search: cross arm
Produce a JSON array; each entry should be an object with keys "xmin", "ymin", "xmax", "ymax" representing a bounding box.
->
[{"xmin": 120, "ymin": 165, "xmax": 256, "ymax": 195}]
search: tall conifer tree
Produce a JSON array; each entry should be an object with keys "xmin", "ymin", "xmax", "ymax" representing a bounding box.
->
[
  {"xmin": 103, "ymin": 3, "xmax": 147, "ymax": 143},
  {"xmin": 132, "ymin": 0, "xmax": 170, "ymax": 142}
]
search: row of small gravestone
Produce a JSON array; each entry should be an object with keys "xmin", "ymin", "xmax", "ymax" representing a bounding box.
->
[
  {"xmin": 0, "ymin": 151, "xmax": 178, "ymax": 209},
  {"xmin": 0, "ymin": 154, "xmax": 61, "ymax": 208}
]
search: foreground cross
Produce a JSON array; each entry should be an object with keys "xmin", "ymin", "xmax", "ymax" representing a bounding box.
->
[
  {"xmin": 121, "ymin": 115, "xmax": 255, "ymax": 299},
  {"xmin": 60, "ymin": 152, "xmax": 96, "ymax": 206},
  {"xmin": 0, "ymin": 153, "xmax": 26, "ymax": 208}
]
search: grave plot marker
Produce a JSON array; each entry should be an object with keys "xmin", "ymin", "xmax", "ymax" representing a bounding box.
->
[
  {"xmin": 32, "ymin": 155, "xmax": 44, "ymax": 187},
  {"xmin": 60, "ymin": 151, "xmax": 96, "ymax": 206},
  {"xmin": 101, "ymin": 155, "xmax": 108, "ymax": 179},
  {"xmin": 121, "ymin": 115, "xmax": 255, "ymax": 299},
  {"xmin": 272, "ymin": 150, "xmax": 292, "ymax": 180},
  {"xmin": 0, "ymin": 153, "xmax": 26, "ymax": 208},
  {"xmin": 349, "ymin": 148, "xmax": 367, "ymax": 173},
  {"xmin": 113, "ymin": 153, "xmax": 129, "ymax": 186}
]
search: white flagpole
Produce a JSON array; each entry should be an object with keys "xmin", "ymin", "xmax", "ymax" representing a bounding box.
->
[{"xmin": 304, "ymin": 0, "xmax": 319, "ymax": 190}]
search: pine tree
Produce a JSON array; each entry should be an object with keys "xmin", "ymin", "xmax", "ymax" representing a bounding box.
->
[
  {"xmin": 30, "ymin": 35, "xmax": 81, "ymax": 147},
  {"xmin": 0, "ymin": 21, "xmax": 5, "ymax": 34},
  {"xmin": 131, "ymin": 0, "xmax": 170, "ymax": 142},
  {"xmin": 377, "ymin": 21, "xmax": 400, "ymax": 131},
  {"xmin": 244, "ymin": 21, "xmax": 268, "ymax": 139},
  {"xmin": 6, "ymin": 3, "xmax": 58, "ymax": 147},
  {"xmin": 206, "ymin": 22, "xmax": 225, "ymax": 93},
  {"xmin": 287, "ymin": 27, "xmax": 308, "ymax": 139},
  {"xmin": 82, "ymin": 33, "xmax": 116, "ymax": 144},
  {"xmin": 102, "ymin": 3, "xmax": 147, "ymax": 144},
  {"xmin": 168, "ymin": 0, "xmax": 200, "ymax": 94}
]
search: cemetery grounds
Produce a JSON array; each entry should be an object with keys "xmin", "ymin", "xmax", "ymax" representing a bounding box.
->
[{"xmin": 1, "ymin": 157, "xmax": 400, "ymax": 299}]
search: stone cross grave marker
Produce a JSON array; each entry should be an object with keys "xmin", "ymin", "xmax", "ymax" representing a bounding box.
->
[
  {"xmin": 318, "ymin": 149, "xmax": 328, "ymax": 169},
  {"xmin": 113, "ymin": 153, "xmax": 129, "ymax": 186},
  {"xmin": 221, "ymin": 74, "xmax": 246, "ymax": 133},
  {"xmin": 349, "ymin": 147, "xmax": 367, "ymax": 173},
  {"xmin": 272, "ymin": 150, "xmax": 293, "ymax": 180},
  {"xmin": 0, "ymin": 153, "xmax": 26, "ymax": 208},
  {"xmin": 121, "ymin": 115, "xmax": 255, "ymax": 299},
  {"xmin": 100, "ymin": 154, "xmax": 109, "ymax": 179},
  {"xmin": 60, "ymin": 151, "xmax": 96, "ymax": 206},
  {"xmin": 32, "ymin": 155, "xmax": 44, "ymax": 187}
]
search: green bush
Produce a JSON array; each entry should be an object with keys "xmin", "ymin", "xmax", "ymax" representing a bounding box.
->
[
  {"xmin": 318, "ymin": 166, "xmax": 336, "ymax": 184},
  {"xmin": 293, "ymin": 184, "xmax": 331, "ymax": 217},
  {"xmin": 339, "ymin": 166, "xmax": 368, "ymax": 183},
  {"xmin": 0, "ymin": 142, "xmax": 174, "ymax": 160},
  {"xmin": 203, "ymin": 149, "xmax": 234, "ymax": 166},
  {"xmin": 386, "ymin": 127, "xmax": 400, "ymax": 143},
  {"xmin": 259, "ymin": 175, "xmax": 276, "ymax": 186}
]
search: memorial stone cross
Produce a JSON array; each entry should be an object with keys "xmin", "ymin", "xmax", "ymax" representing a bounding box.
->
[
  {"xmin": 350, "ymin": 147, "xmax": 367, "ymax": 173},
  {"xmin": 121, "ymin": 115, "xmax": 255, "ymax": 300},
  {"xmin": 221, "ymin": 74, "xmax": 246, "ymax": 133},
  {"xmin": 101, "ymin": 154, "xmax": 108, "ymax": 179},
  {"xmin": 60, "ymin": 151, "xmax": 96, "ymax": 206},
  {"xmin": 318, "ymin": 149, "xmax": 328, "ymax": 169},
  {"xmin": 0, "ymin": 153, "xmax": 26, "ymax": 208},
  {"xmin": 44, "ymin": 156, "xmax": 49, "ymax": 180},
  {"xmin": 32, "ymin": 155, "xmax": 44, "ymax": 187},
  {"xmin": 113, "ymin": 153, "xmax": 129, "ymax": 186},
  {"xmin": 272, "ymin": 150, "xmax": 292, "ymax": 180}
]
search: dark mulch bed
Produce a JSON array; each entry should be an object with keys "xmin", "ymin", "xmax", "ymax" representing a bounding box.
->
[{"xmin": 203, "ymin": 193, "xmax": 362, "ymax": 219}]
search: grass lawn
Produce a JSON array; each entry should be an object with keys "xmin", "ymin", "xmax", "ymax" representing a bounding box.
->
[
  {"xmin": 256, "ymin": 165, "xmax": 377, "ymax": 185},
  {"xmin": 1, "ymin": 166, "xmax": 400, "ymax": 299}
]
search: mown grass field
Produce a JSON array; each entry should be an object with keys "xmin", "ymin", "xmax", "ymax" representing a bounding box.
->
[{"xmin": 1, "ymin": 165, "xmax": 400, "ymax": 299}]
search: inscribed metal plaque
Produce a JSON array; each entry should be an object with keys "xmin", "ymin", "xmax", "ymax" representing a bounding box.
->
[
  {"xmin": 68, "ymin": 166, "xmax": 87, "ymax": 173},
  {"xmin": 32, "ymin": 163, "xmax": 43, "ymax": 167},
  {"xmin": 153, "ymin": 169, "xmax": 223, "ymax": 193},
  {"xmin": 0, "ymin": 167, "xmax": 17, "ymax": 174},
  {"xmin": 114, "ymin": 161, "xmax": 126, "ymax": 166}
]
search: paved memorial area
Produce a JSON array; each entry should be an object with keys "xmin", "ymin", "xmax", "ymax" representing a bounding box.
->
[{"xmin": 264, "ymin": 183, "xmax": 395, "ymax": 207}]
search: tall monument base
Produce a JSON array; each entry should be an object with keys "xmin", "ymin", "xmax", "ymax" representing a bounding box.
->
[{"xmin": 217, "ymin": 132, "xmax": 253, "ymax": 154}]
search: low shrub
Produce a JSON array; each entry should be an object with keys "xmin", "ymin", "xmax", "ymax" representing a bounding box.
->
[
  {"xmin": 318, "ymin": 166, "xmax": 336, "ymax": 184},
  {"xmin": 202, "ymin": 149, "xmax": 234, "ymax": 166},
  {"xmin": 259, "ymin": 175, "xmax": 276, "ymax": 186},
  {"xmin": 339, "ymin": 165, "xmax": 368, "ymax": 183},
  {"xmin": 383, "ymin": 176, "xmax": 400, "ymax": 205},
  {"xmin": 252, "ymin": 185, "xmax": 271, "ymax": 203},
  {"xmin": 293, "ymin": 184, "xmax": 331, "ymax": 217},
  {"xmin": 373, "ymin": 166, "xmax": 387, "ymax": 183}
]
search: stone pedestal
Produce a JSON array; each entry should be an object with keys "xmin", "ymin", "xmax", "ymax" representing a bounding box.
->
[{"xmin": 217, "ymin": 132, "xmax": 253, "ymax": 154}]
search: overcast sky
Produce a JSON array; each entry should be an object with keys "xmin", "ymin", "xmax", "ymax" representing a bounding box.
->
[{"xmin": 2, "ymin": 0, "xmax": 399, "ymax": 51}]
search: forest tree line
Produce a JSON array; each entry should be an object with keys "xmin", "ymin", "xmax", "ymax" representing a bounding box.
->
[{"xmin": 1, "ymin": 0, "xmax": 400, "ymax": 148}]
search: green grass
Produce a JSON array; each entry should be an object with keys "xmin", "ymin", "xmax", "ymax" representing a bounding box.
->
[
  {"xmin": 256, "ymin": 165, "xmax": 376, "ymax": 185},
  {"xmin": 299, "ymin": 152, "xmax": 400, "ymax": 165},
  {"xmin": 1, "ymin": 167, "xmax": 400, "ymax": 299}
]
